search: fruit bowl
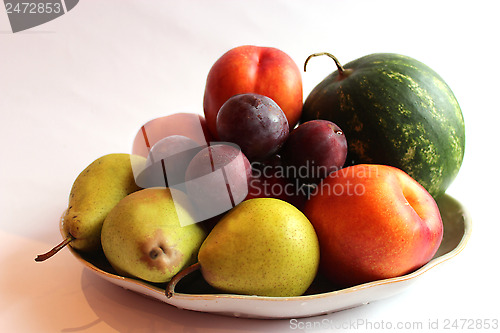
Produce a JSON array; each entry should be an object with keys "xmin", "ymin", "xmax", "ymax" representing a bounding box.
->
[{"xmin": 62, "ymin": 193, "xmax": 471, "ymax": 319}]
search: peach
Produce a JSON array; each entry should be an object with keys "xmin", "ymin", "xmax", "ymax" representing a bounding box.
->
[
  {"xmin": 203, "ymin": 45, "xmax": 303, "ymax": 139},
  {"xmin": 304, "ymin": 164, "xmax": 443, "ymax": 288}
]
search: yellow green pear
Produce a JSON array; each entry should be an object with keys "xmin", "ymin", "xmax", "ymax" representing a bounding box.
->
[
  {"xmin": 35, "ymin": 153, "xmax": 146, "ymax": 261},
  {"xmin": 101, "ymin": 187, "xmax": 207, "ymax": 283},
  {"xmin": 197, "ymin": 198, "xmax": 320, "ymax": 297}
]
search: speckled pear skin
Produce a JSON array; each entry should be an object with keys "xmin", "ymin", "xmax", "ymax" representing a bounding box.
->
[
  {"xmin": 198, "ymin": 198, "xmax": 320, "ymax": 297},
  {"xmin": 101, "ymin": 188, "xmax": 207, "ymax": 284},
  {"xmin": 62, "ymin": 153, "xmax": 146, "ymax": 253}
]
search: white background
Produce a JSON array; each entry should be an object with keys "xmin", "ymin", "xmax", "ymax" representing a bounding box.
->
[{"xmin": 1, "ymin": 1, "xmax": 498, "ymax": 332}]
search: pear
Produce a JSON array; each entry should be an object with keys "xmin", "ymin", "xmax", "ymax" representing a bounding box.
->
[
  {"xmin": 101, "ymin": 187, "xmax": 207, "ymax": 283},
  {"xmin": 169, "ymin": 198, "xmax": 320, "ymax": 297},
  {"xmin": 35, "ymin": 153, "xmax": 146, "ymax": 261}
]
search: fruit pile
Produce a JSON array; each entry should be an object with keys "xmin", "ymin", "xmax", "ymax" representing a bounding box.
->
[{"xmin": 36, "ymin": 45, "xmax": 465, "ymax": 298}]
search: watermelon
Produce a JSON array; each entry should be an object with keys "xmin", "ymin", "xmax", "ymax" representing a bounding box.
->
[{"xmin": 301, "ymin": 52, "xmax": 465, "ymax": 198}]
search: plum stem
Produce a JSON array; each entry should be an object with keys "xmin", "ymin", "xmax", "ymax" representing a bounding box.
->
[
  {"xmin": 166, "ymin": 262, "xmax": 201, "ymax": 298},
  {"xmin": 304, "ymin": 52, "xmax": 346, "ymax": 76},
  {"xmin": 34, "ymin": 236, "xmax": 74, "ymax": 262}
]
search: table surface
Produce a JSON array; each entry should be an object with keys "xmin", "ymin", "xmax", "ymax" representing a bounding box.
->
[{"xmin": 1, "ymin": 1, "xmax": 498, "ymax": 332}]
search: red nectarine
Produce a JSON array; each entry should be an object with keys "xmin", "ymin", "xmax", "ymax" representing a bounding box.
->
[
  {"xmin": 203, "ymin": 45, "xmax": 303, "ymax": 139},
  {"xmin": 304, "ymin": 164, "xmax": 443, "ymax": 288}
]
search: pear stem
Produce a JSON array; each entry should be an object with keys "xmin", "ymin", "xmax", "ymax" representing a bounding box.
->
[
  {"xmin": 35, "ymin": 236, "xmax": 74, "ymax": 262},
  {"xmin": 166, "ymin": 262, "xmax": 201, "ymax": 298}
]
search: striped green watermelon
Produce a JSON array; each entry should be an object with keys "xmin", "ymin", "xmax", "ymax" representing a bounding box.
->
[{"xmin": 301, "ymin": 53, "xmax": 465, "ymax": 198}]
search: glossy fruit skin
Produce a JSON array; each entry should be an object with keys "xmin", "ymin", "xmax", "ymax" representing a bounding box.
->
[
  {"xmin": 281, "ymin": 120, "xmax": 347, "ymax": 184},
  {"xmin": 203, "ymin": 45, "xmax": 303, "ymax": 139},
  {"xmin": 216, "ymin": 93, "xmax": 289, "ymax": 161},
  {"xmin": 303, "ymin": 164, "xmax": 443, "ymax": 289},
  {"xmin": 198, "ymin": 198, "xmax": 320, "ymax": 297},
  {"xmin": 101, "ymin": 188, "xmax": 206, "ymax": 284},
  {"xmin": 63, "ymin": 154, "xmax": 145, "ymax": 253},
  {"xmin": 301, "ymin": 53, "xmax": 465, "ymax": 198}
]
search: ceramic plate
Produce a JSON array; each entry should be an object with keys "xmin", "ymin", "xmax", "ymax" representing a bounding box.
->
[{"xmin": 63, "ymin": 194, "xmax": 471, "ymax": 319}]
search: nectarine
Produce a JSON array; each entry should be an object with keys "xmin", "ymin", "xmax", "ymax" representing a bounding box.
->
[
  {"xmin": 203, "ymin": 45, "xmax": 303, "ymax": 139},
  {"xmin": 304, "ymin": 164, "xmax": 443, "ymax": 288}
]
